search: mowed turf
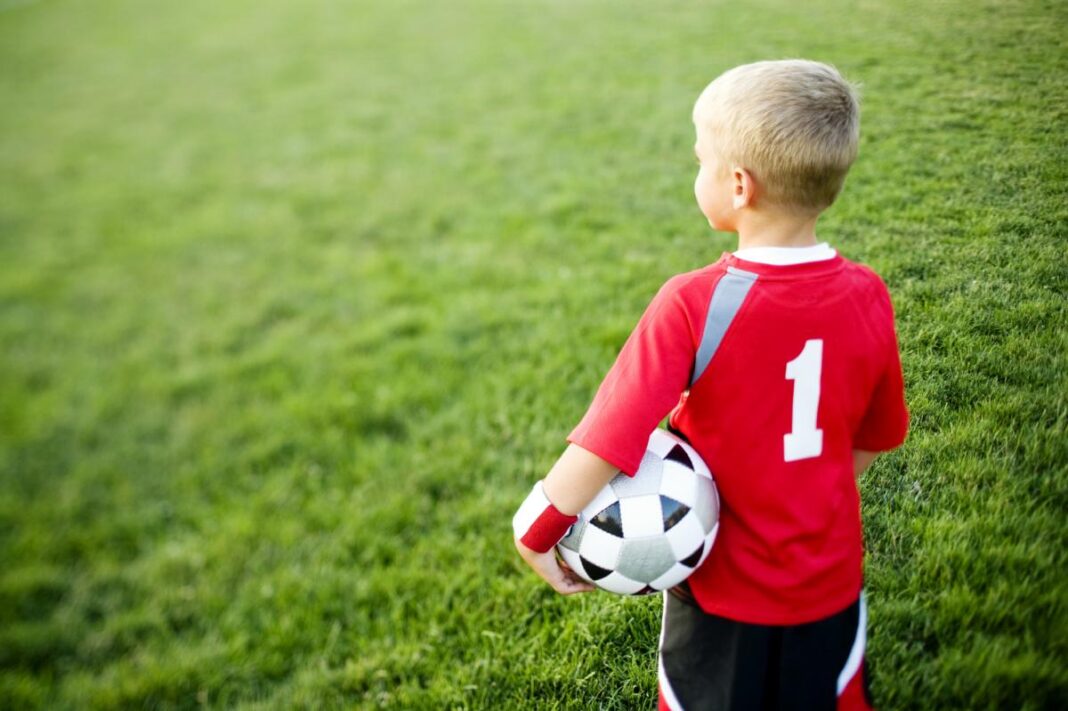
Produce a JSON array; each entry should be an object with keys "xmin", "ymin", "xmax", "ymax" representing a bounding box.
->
[{"xmin": 1, "ymin": 0, "xmax": 1065, "ymax": 708}]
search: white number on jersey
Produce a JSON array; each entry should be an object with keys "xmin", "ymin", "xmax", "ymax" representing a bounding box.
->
[{"xmin": 784, "ymin": 339, "xmax": 824, "ymax": 462}]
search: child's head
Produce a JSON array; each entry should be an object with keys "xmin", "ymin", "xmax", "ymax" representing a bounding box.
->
[{"xmin": 693, "ymin": 60, "xmax": 859, "ymax": 225}]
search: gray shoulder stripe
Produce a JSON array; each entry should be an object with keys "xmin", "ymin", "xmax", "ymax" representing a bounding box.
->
[
  {"xmin": 691, "ymin": 267, "xmax": 759, "ymax": 387},
  {"xmin": 726, "ymin": 266, "xmax": 759, "ymax": 279}
]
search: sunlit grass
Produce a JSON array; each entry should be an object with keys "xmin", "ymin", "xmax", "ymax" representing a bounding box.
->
[{"xmin": 1, "ymin": 0, "xmax": 1065, "ymax": 707}]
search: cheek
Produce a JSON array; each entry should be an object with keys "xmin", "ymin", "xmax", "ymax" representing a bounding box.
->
[
  {"xmin": 694, "ymin": 168, "xmax": 707, "ymax": 205},
  {"xmin": 694, "ymin": 168, "xmax": 714, "ymax": 214}
]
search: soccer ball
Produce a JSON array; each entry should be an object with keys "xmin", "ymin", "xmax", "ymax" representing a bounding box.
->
[{"xmin": 557, "ymin": 429, "xmax": 719, "ymax": 595}]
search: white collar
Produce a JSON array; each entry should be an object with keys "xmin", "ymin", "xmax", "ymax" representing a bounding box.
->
[{"xmin": 733, "ymin": 242, "xmax": 837, "ymax": 266}]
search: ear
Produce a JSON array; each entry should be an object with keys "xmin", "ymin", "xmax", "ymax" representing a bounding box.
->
[{"xmin": 731, "ymin": 167, "xmax": 757, "ymax": 209}]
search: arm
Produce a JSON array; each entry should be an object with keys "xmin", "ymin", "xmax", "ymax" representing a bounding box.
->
[
  {"xmin": 514, "ymin": 444, "xmax": 619, "ymax": 595},
  {"xmin": 542, "ymin": 444, "xmax": 620, "ymax": 515},
  {"xmin": 514, "ymin": 276, "xmax": 696, "ymax": 594},
  {"xmin": 853, "ymin": 449, "xmax": 878, "ymax": 478}
]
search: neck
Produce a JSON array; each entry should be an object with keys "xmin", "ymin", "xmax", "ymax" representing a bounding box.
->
[{"xmin": 734, "ymin": 209, "xmax": 819, "ymax": 251}]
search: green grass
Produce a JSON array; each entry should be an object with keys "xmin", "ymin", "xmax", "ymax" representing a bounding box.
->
[{"xmin": 1, "ymin": 0, "xmax": 1066, "ymax": 708}]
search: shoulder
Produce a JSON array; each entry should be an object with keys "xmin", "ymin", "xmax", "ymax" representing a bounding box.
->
[
  {"xmin": 656, "ymin": 257, "xmax": 731, "ymax": 300},
  {"xmin": 635, "ymin": 260, "xmax": 731, "ymax": 339},
  {"xmin": 840, "ymin": 258, "xmax": 895, "ymax": 303},
  {"xmin": 837, "ymin": 258, "xmax": 902, "ymax": 341},
  {"xmin": 840, "ymin": 256, "xmax": 888, "ymax": 286}
]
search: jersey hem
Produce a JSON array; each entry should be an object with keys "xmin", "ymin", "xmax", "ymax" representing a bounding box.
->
[{"xmin": 691, "ymin": 585, "xmax": 863, "ymax": 626}]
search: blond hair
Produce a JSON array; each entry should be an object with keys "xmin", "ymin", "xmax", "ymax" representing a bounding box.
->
[{"xmin": 693, "ymin": 60, "xmax": 860, "ymax": 213}]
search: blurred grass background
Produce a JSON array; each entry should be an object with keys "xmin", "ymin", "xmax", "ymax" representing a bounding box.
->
[{"xmin": 1, "ymin": 0, "xmax": 1066, "ymax": 708}]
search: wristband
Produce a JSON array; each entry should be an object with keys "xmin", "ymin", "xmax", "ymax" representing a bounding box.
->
[{"xmin": 512, "ymin": 481, "xmax": 578, "ymax": 553}]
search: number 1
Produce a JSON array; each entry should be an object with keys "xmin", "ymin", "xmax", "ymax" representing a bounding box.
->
[{"xmin": 784, "ymin": 339, "xmax": 824, "ymax": 462}]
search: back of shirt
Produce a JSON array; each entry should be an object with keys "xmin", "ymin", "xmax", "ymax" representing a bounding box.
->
[{"xmin": 568, "ymin": 251, "xmax": 908, "ymax": 625}]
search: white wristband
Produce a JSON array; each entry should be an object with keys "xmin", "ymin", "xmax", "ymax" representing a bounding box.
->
[
  {"xmin": 512, "ymin": 480, "xmax": 578, "ymax": 553},
  {"xmin": 512, "ymin": 480, "xmax": 553, "ymax": 539}
]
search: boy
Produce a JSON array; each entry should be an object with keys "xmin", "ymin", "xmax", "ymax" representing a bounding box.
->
[{"xmin": 512, "ymin": 60, "xmax": 908, "ymax": 710}]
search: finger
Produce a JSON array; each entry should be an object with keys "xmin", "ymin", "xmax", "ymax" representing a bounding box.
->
[
  {"xmin": 552, "ymin": 556, "xmax": 595, "ymax": 592},
  {"xmin": 556, "ymin": 578, "xmax": 596, "ymax": 595},
  {"xmin": 559, "ymin": 560, "xmax": 589, "ymax": 583},
  {"xmin": 527, "ymin": 550, "xmax": 596, "ymax": 594},
  {"xmin": 555, "ymin": 554, "xmax": 593, "ymax": 589},
  {"xmin": 553, "ymin": 568, "xmax": 596, "ymax": 595},
  {"xmin": 564, "ymin": 579, "xmax": 596, "ymax": 593}
]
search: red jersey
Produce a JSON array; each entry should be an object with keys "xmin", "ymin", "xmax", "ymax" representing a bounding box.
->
[{"xmin": 568, "ymin": 251, "xmax": 908, "ymax": 624}]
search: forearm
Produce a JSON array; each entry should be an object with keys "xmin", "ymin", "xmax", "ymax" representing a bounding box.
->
[
  {"xmin": 512, "ymin": 444, "xmax": 618, "ymax": 595},
  {"xmin": 541, "ymin": 444, "xmax": 621, "ymax": 515},
  {"xmin": 853, "ymin": 449, "xmax": 877, "ymax": 478},
  {"xmin": 513, "ymin": 444, "xmax": 619, "ymax": 551}
]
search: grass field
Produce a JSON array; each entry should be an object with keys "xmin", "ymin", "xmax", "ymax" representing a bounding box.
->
[{"xmin": 1, "ymin": 0, "xmax": 1066, "ymax": 708}]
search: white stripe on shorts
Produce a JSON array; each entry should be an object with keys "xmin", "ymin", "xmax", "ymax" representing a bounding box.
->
[
  {"xmin": 658, "ymin": 591, "xmax": 685, "ymax": 711},
  {"xmin": 836, "ymin": 590, "xmax": 867, "ymax": 695}
]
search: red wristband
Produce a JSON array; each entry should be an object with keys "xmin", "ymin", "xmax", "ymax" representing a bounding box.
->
[
  {"xmin": 512, "ymin": 481, "xmax": 578, "ymax": 553},
  {"xmin": 520, "ymin": 505, "xmax": 577, "ymax": 553}
]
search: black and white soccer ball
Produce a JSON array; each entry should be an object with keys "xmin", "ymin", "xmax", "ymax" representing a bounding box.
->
[{"xmin": 557, "ymin": 429, "xmax": 719, "ymax": 595}]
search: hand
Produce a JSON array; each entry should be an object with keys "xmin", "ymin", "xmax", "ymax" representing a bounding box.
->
[{"xmin": 514, "ymin": 538, "xmax": 596, "ymax": 595}]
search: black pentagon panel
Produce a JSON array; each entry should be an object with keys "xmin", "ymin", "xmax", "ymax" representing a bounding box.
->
[
  {"xmin": 665, "ymin": 444, "xmax": 694, "ymax": 470},
  {"xmin": 590, "ymin": 501, "xmax": 624, "ymax": 537},
  {"xmin": 660, "ymin": 496, "xmax": 690, "ymax": 531},
  {"xmin": 680, "ymin": 543, "xmax": 704, "ymax": 568},
  {"xmin": 581, "ymin": 557, "xmax": 612, "ymax": 581},
  {"xmin": 634, "ymin": 585, "xmax": 657, "ymax": 596}
]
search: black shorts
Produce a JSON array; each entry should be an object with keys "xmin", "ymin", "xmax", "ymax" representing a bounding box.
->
[{"xmin": 657, "ymin": 583, "xmax": 874, "ymax": 711}]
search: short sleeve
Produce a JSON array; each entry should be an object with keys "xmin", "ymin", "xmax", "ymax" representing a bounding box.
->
[
  {"xmin": 853, "ymin": 301, "xmax": 909, "ymax": 452},
  {"xmin": 567, "ymin": 276, "xmax": 699, "ymax": 475}
]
